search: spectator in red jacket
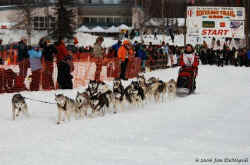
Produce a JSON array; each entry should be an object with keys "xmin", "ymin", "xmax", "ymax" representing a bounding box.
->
[
  {"xmin": 55, "ymin": 38, "xmax": 74, "ymax": 89},
  {"xmin": 56, "ymin": 39, "xmax": 68, "ymax": 64}
]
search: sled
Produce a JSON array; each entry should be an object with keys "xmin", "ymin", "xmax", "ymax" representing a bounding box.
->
[{"xmin": 176, "ymin": 67, "xmax": 197, "ymax": 97}]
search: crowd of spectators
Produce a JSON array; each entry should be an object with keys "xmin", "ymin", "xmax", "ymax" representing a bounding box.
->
[{"xmin": 0, "ymin": 36, "xmax": 250, "ymax": 92}]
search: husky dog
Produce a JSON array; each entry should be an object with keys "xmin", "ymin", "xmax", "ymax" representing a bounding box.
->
[
  {"xmin": 137, "ymin": 75, "xmax": 152, "ymax": 101},
  {"xmin": 113, "ymin": 78, "xmax": 125, "ymax": 113},
  {"xmin": 147, "ymin": 77, "xmax": 158, "ymax": 84},
  {"xmin": 11, "ymin": 93, "xmax": 28, "ymax": 120},
  {"xmin": 98, "ymin": 81, "xmax": 111, "ymax": 94},
  {"xmin": 86, "ymin": 80, "xmax": 100, "ymax": 112},
  {"xmin": 144, "ymin": 77, "xmax": 168, "ymax": 103},
  {"xmin": 124, "ymin": 83, "xmax": 134, "ymax": 104},
  {"xmin": 125, "ymin": 81, "xmax": 144, "ymax": 107},
  {"xmin": 86, "ymin": 80, "xmax": 99, "ymax": 97},
  {"xmin": 55, "ymin": 94, "xmax": 79, "ymax": 124},
  {"xmin": 153, "ymin": 80, "xmax": 168, "ymax": 103},
  {"xmin": 137, "ymin": 75, "xmax": 146, "ymax": 88},
  {"xmin": 137, "ymin": 75, "xmax": 160, "ymax": 102},
  {"xmin": 90, "ymin": 90, "xmax": 113, "ymax": 116},
  {"xmin": 86, "ymin": 80, "xmax": 113, "ymax": 116},
  {"xmin": 167, "ymin": 79, "xmax": 177, "ymax": 100},
  {"xmin": 75, "ymin": 91, "xmax": 91, "ymax": 119},
  {"xmin": 131, "ymin": 81, "xmax": 145, "ymax": 101}
]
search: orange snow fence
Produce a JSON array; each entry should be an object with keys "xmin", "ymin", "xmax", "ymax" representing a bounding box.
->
[{"xmin": 0, "ymin": 52, "xmax": 141, "ymax": 93}]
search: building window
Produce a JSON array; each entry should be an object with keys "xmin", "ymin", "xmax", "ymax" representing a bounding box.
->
[
  {"xmin": 106, "ymin": 17, "xmax": 113, "ymax": 25},
  {"xmin": 114, "ymin": 17, "xmax": 121, "ymax": 25},
  {"xmin": 32, "ymin": 16, "xmax": 56, "ymax": 31},
  {"xmin": 98, "ymin": 17, "xmax": 106, "ymax": 25},
  {"xmin": 90, "ymin": 17, "xmax": 97, "ymax": 24},
  {"xmin": 83, "ymin": 17, "xmax": 90, "ymax": 24}
]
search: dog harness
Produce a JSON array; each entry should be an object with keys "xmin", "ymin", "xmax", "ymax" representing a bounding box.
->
[{"xmin": 57, "ymin": 101, "xmax": 67, "ymax": 111}]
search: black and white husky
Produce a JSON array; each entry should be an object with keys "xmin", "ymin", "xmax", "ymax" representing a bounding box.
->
[
  {"xmin": 86, "ymin": 80, "xmax": 114, "ymax": 116},
  {"xmin": 75, "ymin": 91, "xmax": 91, "ymax": 119},
  {"xmin": 11, "ymin": 93, "xmax": 29, "ymax": 120},
  {"xmin": 113, "ymin": 78, "xmax": 125, "ymax": 113},
  {"xmin": 125, "ymin": 81, "xmax": 145, "ymax": 107},
  {"xmin": 86, "ymin": 80, "xmax": 100, "ymax": 97},
  {"xmin": 55, "ymin": 94, "xmax": 79, "ymax": 124},
  {"xmin": 137, "ymin": 75, "xmax": 160, "ymax": 103}
]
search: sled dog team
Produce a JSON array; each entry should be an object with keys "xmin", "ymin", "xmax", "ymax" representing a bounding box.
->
[{"xmin": 12, "ymin": 75, "xmax": 177, "ymax": 124}]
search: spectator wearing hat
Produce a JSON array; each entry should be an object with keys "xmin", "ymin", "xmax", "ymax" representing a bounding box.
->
[
  {"xmin": 93, "ymin": 36, "xmax": 104, "ymax": 82},
  {"xmin": 118, "ymin": 40, "xmax": 134, "ymax": 80},
  {"xmin": 28, "ymin": 46, "xmax": 42, "ymax": 91}
]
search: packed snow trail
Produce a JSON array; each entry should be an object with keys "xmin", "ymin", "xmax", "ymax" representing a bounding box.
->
[{"xmin": 0, "ymin": 65, "xmax": 249, "ymax": 165}]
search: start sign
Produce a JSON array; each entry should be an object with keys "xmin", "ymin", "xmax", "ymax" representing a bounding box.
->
[
  {"xmin": 186, "ymin": 6, "xmax": 246, "ymax": 44},
  {"xmin": 202, "ymin": 29, "xmax": 230, "ymax": 36}
]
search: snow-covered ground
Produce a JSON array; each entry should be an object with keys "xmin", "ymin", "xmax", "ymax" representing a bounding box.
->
[{"xmin": 0, "ymin": 65, "xmax": 249, "ymax": 165}]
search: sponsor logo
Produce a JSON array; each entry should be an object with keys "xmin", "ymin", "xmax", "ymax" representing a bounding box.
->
[
  {"xmin": 187, "ymin": 9, "xmax": 193, "ymax": 17},
  {"xmin": 237, "ymin": 10, "xmax": 243, "ymax": 16},
  {"xmin": 220, "ymin": 22, "xmax": 226, "ymax": 27},
  {"xmin": 202, "ymin": 21, "xmax": 215, "ymax": 28}
]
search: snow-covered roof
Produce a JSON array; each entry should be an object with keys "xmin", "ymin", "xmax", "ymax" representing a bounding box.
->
[
  {"xmin": 118, "ymin": 24, "xmax": 130, "ymax": 30},
  {"xmin": 76, "ymin": 25, "xmax": 90, "ymax": 33},
  {"xmin": 91, "ymin": 26, "xmax": 106, "ymax": 33},
  {"xmin": 105, "ymin": 26, "xmax": 119, "ymax": 33}
]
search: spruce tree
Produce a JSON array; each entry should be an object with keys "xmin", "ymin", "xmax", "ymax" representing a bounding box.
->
[{"xmin": 52, "ymin": 0, "xmax": 76, "ymax": 42}]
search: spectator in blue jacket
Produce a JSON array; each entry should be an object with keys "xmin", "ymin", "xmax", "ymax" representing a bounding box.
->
[
  {"xmin": 28, "ymin": 46, "xmax": 42, "ymax": 91},
  {"xmin": 111, "ymin": 40, "xmax": 122, "ymax": 57},
  {"xmin": 137, "ymin": 44, "xmax": 147, "ymax": 72}
]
